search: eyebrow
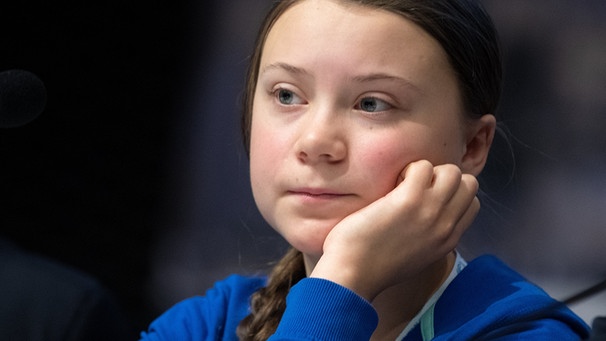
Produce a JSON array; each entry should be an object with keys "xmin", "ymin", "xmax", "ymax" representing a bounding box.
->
[
  {"xmin": 261, "ymin": 62, "xmax": 313, "ymax": 78},
  {"xmin": 260, "ymin": 62, "xmax": 421, "ymax": 93},
  {"xmin": 351, "ymin": 73, "xmax": 422, "ymax": 94}
]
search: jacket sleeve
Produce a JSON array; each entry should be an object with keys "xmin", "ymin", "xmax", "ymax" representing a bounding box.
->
[
  {"xmin": 269, "ymin": 278, "xmax": 378, "ymax": 341},
  {"xmin": 140, "ymin": 275, "xmax": 265, "ymax": 341},
  {"xmin": 140, "ymin": 296, "xmax": 214, "ymax": 341}
]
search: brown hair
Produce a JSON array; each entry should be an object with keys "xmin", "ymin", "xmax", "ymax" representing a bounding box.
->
[
  {"xmin": 237, "ymin": 248, "xmax": 305, "ymax": 340},
  {"xmin": 237, "ymin": 0, "xmax": 502, "ymax": 339}
]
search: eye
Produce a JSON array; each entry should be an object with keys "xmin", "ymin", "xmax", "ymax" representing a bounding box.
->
[
  {"xmin": 356, "ymin": 96, "xmax": 392, "ymax": 113},
  {"xmin": 275, "ymin": 88, "xmax": 304, "ymax": 105}
]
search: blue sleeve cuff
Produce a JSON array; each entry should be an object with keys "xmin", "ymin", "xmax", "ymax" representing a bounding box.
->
[{"xmin": 269, "ymin": 278, "xmax": 378, "ymax": 340}]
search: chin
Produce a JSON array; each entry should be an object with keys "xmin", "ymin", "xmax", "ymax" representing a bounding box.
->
[
  {"xmin": 280, "ymin": 227, "xmax": 331, "ymax": 258},
  {"xmin": 271, "ymin": 213, "xmax": 349, "ymax": 255}
]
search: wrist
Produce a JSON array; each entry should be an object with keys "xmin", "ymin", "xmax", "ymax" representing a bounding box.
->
[{"xmin": 309, "ymin": 255, "xmax": 379, "ymax": 301}]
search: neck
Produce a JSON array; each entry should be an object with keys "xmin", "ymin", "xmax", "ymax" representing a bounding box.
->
[
  {"xmin": 304, "ymin": 252, "xmax": 456, "ymax": 340},
  {"xmin": 370, "ymin": 252, "xmax": 456, "ymax": 340}
]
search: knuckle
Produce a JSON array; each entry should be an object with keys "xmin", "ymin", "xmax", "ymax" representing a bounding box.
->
[
  {"xmin": 435, "ymin": 220, "xmax": 456, "ymax": 242},
  {"xmin": 462, "ymin": 174, "xmax": 479, "ymax": 193},
  {"xmin": 414, "ymin": 160, "xmax": 434, "ymax": 175},
  {"xmin": 416, "ymin": 159, "xmax": 434, "ymax": 169},
  {"xmin": 434, "ymin": 164, "xmax": 462, "ymax": 185}
]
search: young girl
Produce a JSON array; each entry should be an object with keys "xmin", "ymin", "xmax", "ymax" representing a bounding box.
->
[{"xmin": 141, "ymin": 0, "xmax": 590, "ymax": 339}]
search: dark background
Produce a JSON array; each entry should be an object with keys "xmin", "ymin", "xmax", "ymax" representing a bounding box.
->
[
  {"xmin": 0, "ymin": 0, "xmax": 203, "ymax": 335},
  {"xmin": 1, "ymin": 0, "xmax": 605, "ymax": 337}
]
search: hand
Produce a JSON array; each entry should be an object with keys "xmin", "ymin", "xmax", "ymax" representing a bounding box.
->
[{"xmin": 310, "ymin": 160, "xmax": 480, "ymax": 301}]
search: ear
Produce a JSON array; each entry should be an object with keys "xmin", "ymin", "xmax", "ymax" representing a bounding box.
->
[{"xmin": 461, "ymin": 114, "xmax": 496, "ymax": 176}]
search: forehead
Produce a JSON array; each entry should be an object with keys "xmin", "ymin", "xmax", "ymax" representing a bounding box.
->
[{"xmin": 260, "ymin": 0, "xmax": 456, "ymax": 93}]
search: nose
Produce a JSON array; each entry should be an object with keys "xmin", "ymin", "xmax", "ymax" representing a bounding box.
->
[{"xmin": 294, "ymin": 111, "xmax": 347, "ymax": 164}]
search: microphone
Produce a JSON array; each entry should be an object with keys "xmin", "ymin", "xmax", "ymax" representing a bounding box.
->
[{"xmin": 0, "ymin": 69, "xmax": 47, "ymax": 128}]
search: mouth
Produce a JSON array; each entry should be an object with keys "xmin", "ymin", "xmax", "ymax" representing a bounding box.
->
[{"xmin": 287, "ymin": 188, "xmax": 350, "ymax": 198}]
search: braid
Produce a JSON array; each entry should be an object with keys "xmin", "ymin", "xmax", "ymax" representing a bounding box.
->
[{"xmin": 237, "ymin": 248, "xmax": 306, "ymax": 341}]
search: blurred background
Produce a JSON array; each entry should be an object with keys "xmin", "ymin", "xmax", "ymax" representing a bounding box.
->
[{"xmin": 1, "ymin": 0, "xmax": 604, "ymax": 337}]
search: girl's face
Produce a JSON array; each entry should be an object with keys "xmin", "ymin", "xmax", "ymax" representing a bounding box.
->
[{"xmin": 250, "ymin": 0, "xmax": 479, "ymax": 258}]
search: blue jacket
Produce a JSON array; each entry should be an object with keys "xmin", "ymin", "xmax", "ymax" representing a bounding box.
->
[{"xmin": 140, "ymin": 255, "xmax": 590, "ymax": 340}]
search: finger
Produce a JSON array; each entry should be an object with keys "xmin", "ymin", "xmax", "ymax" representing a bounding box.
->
[
  {"xmin": 439, "ymin": 174, "xmax": 479, "ymax": 240},
  {"xmin": 398, "ymin": 160, "xmax": 434, "ymax": 191},
  {"xmin": 451, "ymin": 196, "xmax": 480, "ymax": 245},
  {"xmin": 459, "ymin": 176, "xmax": 481, "ymax": 230},
  {"xmin": 443, "ymin": 172, "xmax": 478, "ymax": 207},
  {"xmin": 435, "ymin": 196, "xmax": 480, "ymax": 257},
  {"xmin": 430, "ymin": 164, "xmax": 463, "ymax": 203}
]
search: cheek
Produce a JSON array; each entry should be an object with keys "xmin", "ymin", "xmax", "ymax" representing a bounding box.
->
[
  {"xmin": 249, "ymin": 120, "xmax": 278, "ymax": 226},
  {"xmin": 354, "ymin": 138, "xmax": 415, "ymax": 195},
  {"xmin": 354, "ymin": 129, "xmax": 452, "ymax": 196},
  {"xmin": 368, "ymin": 125, "xmax": 464, "ymax": 169},
  {"xmin": 249, "ymin": 108, "xmax": 290, "ymax": 208},
  {"xmin": 250, "ymin": 121, "xmax": 276, "ymax": 186}
]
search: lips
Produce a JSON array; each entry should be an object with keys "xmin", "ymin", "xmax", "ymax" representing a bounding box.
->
[
  {"xmin": 289, "ymin": 187, "xmax": 338, "ymax": 194},
  {"xmin": 287, "ymin": 188, "xmax": 350, "ymax": 198}
]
